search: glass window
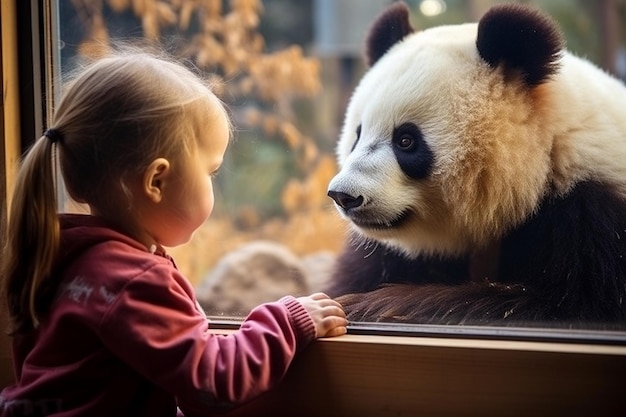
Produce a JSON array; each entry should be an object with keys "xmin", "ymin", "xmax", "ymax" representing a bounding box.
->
[{"xmin": 52, "ymin": 0, "xmax": 626, "ymax": 338}]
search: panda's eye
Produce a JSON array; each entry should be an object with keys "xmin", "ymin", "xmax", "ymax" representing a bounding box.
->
[
  {"xmin": 397, "ymin": 135, "xmax": 415, "ymax": 150},
  {"xmin": 391, "ymin": 122, "xmax": 433, "ymax": 180},
  {"xmin": 393, "ymin": 123, "xmax": 423, "ymax": 153},
  {"xmin": 394, "ymin": 133, "xmax": 418, "ymax": 152}
]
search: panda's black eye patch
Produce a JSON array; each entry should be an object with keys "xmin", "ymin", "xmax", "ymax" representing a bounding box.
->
[
  {"xmin": 351, "ymin": 124, "xmax": 362, "ymax": 152},
  {"xmin": 392, "ymin": 122, "xmax": 433, "ymax": 179}
]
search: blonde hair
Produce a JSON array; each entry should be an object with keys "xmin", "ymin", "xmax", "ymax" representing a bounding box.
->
[{"xmin": 1, "ymin": 48, "xmax": 231, "ymax": 333}]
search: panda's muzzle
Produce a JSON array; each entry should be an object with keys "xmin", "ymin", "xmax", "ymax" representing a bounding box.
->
[{"xmin": 328, "ymin": 190, "xmax": 410, "ymax": 229}]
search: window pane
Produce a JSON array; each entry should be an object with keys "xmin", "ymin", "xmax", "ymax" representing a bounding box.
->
[{"xmin": 55, "ymin": 0, "xmax": 626, "ymax": 335}]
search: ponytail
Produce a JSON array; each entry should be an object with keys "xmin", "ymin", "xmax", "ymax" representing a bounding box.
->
[{"xmin": 1, "ymin": 134, "xmax": 60, "ymax": 333}]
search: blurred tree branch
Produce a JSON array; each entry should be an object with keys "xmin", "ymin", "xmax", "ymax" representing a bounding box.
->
[{"xmin": 70, "ymin": 0, "xmax": 322, "ymax": 165}]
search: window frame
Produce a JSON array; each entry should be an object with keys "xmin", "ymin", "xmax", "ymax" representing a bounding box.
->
[
  {"xmin": 1, "ymin": 0, "xmax": 626, "ymax": 414},
  {"xmin": 212, "ymin": 329, "xmax": 626, "ymax": 416},
  {"xmin": 0, "ymin": 0, "xmax": 23, "ymax": 389}
]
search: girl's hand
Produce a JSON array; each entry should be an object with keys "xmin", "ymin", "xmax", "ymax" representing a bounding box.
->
[{"xmin": 297, "ymin": 292, "xmax": 348, "ymax": 338}]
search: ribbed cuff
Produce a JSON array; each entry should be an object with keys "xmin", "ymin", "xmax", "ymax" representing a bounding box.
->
[{"xmin": 279, "ymin": 295, "xmax": 316, "ymax": 350}]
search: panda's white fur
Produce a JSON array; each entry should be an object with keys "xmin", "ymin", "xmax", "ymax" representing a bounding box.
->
[{"xmin": 326, "ymin": 2, "xmax": 626, "ymax": 327}]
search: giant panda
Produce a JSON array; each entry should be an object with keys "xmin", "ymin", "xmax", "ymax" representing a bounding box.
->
[{"xmin": 326, "ymin": 2, "xmax": 626, "ymax": 328}]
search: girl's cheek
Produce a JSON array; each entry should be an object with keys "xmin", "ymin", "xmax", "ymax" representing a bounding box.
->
[{"xmin": 204, "ymin": 181, "xmax": 215, "ymax": 218}]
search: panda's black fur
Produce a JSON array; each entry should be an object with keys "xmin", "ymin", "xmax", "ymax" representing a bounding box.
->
[{"xmin": 326, "ymin": 3, "xmax": 626, "ymax": 328}]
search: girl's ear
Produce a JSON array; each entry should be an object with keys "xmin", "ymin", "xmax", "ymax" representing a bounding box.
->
[{"xmin": 143, "ymin": 158, "xmax": 171, "ymax": 203}]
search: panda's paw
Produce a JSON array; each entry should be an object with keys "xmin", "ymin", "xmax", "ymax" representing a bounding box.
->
[
  {"xmin": 334, "ymin": 282, "xmax": 530, "ymax": 324},
  {"xmin": 335, "ymin": 284, "xmax": 430, "ymax": 323}
]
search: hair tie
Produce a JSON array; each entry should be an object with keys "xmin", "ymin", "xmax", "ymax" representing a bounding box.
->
[{"xmin": 44, "ymin": 128, "xmax": 63, "ymax": 144}]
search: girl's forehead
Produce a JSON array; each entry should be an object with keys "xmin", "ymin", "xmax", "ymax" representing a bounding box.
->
[{"xmin": 197, "ymin": 110, "xmax": 230, "ymax": 155}]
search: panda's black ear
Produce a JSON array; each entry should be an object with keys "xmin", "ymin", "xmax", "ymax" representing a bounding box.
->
[
  {"xmin": 476, "ymin": 4, "xmax": 564, "ymax": 86},
  {"xmin": 365, "ymin": 1, "xmax": 414, "ymax": 67}
]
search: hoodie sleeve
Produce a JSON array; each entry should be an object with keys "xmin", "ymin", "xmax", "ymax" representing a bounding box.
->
[{"xmin": 97, "ymin": 261, "xmax": 316, "ymax": 415}]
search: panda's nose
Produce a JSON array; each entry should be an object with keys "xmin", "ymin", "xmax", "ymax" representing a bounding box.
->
[{"xmin": 327, "ymin": 190, "xmax": 364, "ymax": 211}]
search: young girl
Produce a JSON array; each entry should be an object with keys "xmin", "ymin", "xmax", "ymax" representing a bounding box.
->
[{"xmin": 0, "ymin": 50, "xmax": 347, "ymax": 416}]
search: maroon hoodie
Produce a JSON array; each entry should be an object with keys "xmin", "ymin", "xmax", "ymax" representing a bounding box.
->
[{"xmin": 0, "ymin": 214, "xmax": 316, "ymax": 416}]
